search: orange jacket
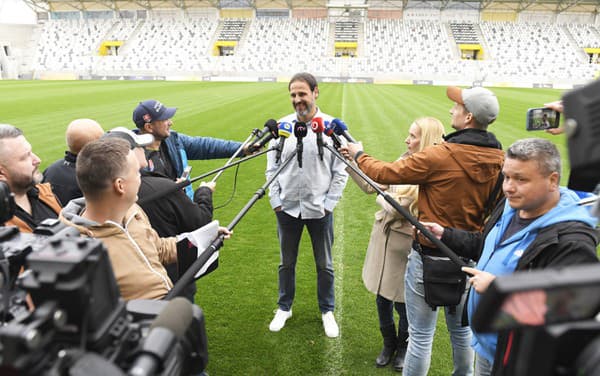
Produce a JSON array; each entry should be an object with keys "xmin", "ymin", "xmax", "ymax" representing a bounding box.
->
[
  {"xmin": 357, "ymin": 140, "xmax": 504, "ymax": 248},
  {"xmin": 5, "ymin": 183, "xmax": 62, "ymax": 233}
]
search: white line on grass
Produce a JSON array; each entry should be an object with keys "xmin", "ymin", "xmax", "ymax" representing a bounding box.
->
[{"xmin": 324, "ymin": 83, "xmax": 347, "ymax": 374}]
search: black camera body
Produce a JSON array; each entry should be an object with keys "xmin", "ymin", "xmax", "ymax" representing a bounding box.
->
[
  {"xmin": 0, "ymin": 220, "xmax": 208, "ymax": 375},
  {"xmin": 472, "ymin": 262, "xmax": 600, "ymax": 375}
]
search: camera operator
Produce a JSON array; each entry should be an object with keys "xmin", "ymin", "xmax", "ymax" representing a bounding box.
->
[
  {"xmin": 59, "ymin": 136, "xmax": 230, "ymax": 300},
  {"xmin": 421, "ymin": 138, "xmax": 599, "ymax": 376},
  {"xmin": 0, "ymin": 124, "xmax": 62, "ymax": 232}
]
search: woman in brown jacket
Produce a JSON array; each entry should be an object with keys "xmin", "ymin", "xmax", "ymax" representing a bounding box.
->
[{"xmin": 348, "ymin": 117, "xmax": 445, "ymax": 371}]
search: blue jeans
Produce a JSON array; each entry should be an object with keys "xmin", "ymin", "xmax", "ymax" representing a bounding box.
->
[
  {"xmin": 403, "ymin": 249, "xmax": 474, "ymax": 376},
  {"xmin": 376, "ymin": 295, "xmax": 409, "ymax": 345},
  {"xmin": 474, "ymin": 353, "xmax": 493, "ymax": 376},
  {"xmin": 276, "ymin": 211, "xmax": 334, "ymax": 313}
]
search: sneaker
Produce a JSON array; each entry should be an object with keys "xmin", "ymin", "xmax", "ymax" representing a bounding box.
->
[
  {"xmin": 269, "ymin": 309, "xmax": 292, "ymax": 332},
  {"xmin": 322, "ymin": 311, "xmax": 339, "ymax": 338}
]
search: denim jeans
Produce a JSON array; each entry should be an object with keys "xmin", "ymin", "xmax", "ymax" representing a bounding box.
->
[
  {"xmin": 276, "ymin": 211, "xmax": 334, "ymax": 313},
  {"xmin": 403, "ymin": 249, "xmax": 474, "ymax": 376},
  {"xmin": 474, "ymin": 353, "xmax": 493, "ymax": 376},
  {"xmin": 376, "ymin": 295, "xmax": 409, "ymax": 345}
]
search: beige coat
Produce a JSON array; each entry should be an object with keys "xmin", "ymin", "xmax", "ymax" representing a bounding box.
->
[
  {"xmin": 347, "ymin": 166, "xmax": 414, "ymax": 302},
  {"xmin": 60, "ymin": 200, "xmax": 177, "ymax": 301}
]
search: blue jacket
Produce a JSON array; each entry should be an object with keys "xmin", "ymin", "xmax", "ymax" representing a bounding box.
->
[
  {"xmin": 156, "ymin": 131, "xmax": 242, "ymax": 198},
  {"xmin": 467, "ymin": 187, "xmax": 597, "ymax": 363}
]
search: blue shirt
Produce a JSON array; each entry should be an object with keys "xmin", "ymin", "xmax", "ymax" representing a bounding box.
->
[{"xmin": 468, "ymin": 187, "xmax": 598, "ymax": 362}]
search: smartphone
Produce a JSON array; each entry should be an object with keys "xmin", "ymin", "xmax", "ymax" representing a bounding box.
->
[
  {"xmin": 526, "ymin": 108, "xmax": 560, "ymax": 131},
  {"xmin": 181, "ymin": 166, "xmax": 192, "ymax": 180}
]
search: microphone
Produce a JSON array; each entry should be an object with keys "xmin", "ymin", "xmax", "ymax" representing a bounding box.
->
[
  {"xmin": 310, "ymin": 117, "xmax": 325, "ymax": 161},
  {"xmin": 330, "ymin": 118, "xmax": 357, "ymax": 143},
  {"xmin": 248, "ymin": 119, "xmax": 279, "ymax": 153},
  {"xmin": 294, "ymin": 121, "xmax": 308, "ymax": 168},
  {"xmin": 128, "ymin": 298, "xmax": 194, "ymax": 376},
  {"xmin": 324, "ymin": 120, "xmax": 343, "ymax": 148},
  {"xmin": 276, "ymin": 122, "xmax": 292, "ymax": 163}
]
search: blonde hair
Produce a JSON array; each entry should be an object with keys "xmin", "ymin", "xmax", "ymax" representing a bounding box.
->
[
  {"xmin": 390, "ymin": 117, "xmax": 445, "ymax": 217},
  {"xmin": 412, "ymin": 117, "xmax": 445, "ymax": 152}
]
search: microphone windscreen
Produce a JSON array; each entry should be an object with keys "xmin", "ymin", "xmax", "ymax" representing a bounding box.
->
[
  {"xmin": 150, "ymin": 297, "xmax": 193, "ymax": 338},
  {"xmin": 311, "ymin": 117, "xmax": 325, "ymax": 133},
  {"xmin": 294, "ymin": 122, "xmax": 308, "ymax": 138},
  {"xmin": 324, "ymin": 120, "xmax": 335, "ymax": 136},
  {"xmin": 331, "ymin": 118, "xmax": 348, "ymax": 131},
  {"xmin": 278, "ymin": 122, "xmax": 293, "ymax": 138},
  {"xmin": 265, "ymin": 119, "xmax": 278, "ymax": 136}
]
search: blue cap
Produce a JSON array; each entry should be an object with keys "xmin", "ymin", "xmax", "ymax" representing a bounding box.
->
[{"xmin": 132, "ymin": 100, "xmax": 177, "ymax": 128}]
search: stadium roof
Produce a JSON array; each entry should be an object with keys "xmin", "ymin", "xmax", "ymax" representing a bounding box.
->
[{"xmin": 21, "ymin": 0, "xmax": 600, "ymax": 14}]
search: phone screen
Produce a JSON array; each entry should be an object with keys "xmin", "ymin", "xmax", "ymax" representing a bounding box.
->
[
  {"xmin": 181, "ymin": 166, "xmax": 192, "ymax": 180},
  {"xmin": 526, "ymin": 108, "xmax": 560, "ymax": 131}
]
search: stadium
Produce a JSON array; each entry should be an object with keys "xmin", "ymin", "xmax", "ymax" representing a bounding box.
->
[
  {"xmin": 1, "ymin": 0, "xmax": 600, "ymax": 375},
  {"xmin": 0, "ymin": 0, "xmax": 600, "ymax": 85}
]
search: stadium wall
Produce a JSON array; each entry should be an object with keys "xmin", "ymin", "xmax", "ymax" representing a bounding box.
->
[{"xmin": 31, "ymin": 71, "xmax": 582, "ymax": 91}]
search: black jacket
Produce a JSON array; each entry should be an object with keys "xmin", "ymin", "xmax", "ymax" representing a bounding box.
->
[
  {"xmin": 441, "ymin": 198, "xmax": 599, "ymax": 375},
  {"xmin": 137, "ymin": 172, "xmax": 214, "ymax": 302},
  {"xmin": 42, "ymin": 151, "xmax": 81, "ymax": 206},
  {"xmin": 137, "ymin": 172, "xmax": 213, "ymax": 237}
]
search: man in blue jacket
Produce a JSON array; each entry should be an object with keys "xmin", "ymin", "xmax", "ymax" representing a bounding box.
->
[
  {"xmin": 132, "ymin": 99, "xmax": 248, "ymax": 198},
  {"xmin": 423, "ymin": 138, "xmax": 598, "ymax": 376}
]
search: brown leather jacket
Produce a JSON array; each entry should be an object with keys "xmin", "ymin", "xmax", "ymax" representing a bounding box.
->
[{"xmin": 356, "ymin": 129, "xmax": 504, "ymax": 248}]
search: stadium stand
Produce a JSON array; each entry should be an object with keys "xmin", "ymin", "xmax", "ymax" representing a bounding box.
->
[
  {"xmin": 479, "ymin": 21, "xmax": 595, "ymax": 83},
  {"xmin": 235, "ymin": 18, "xmax": 330, "ymax": 75},
  {"xmin": 218, "ymin": 19, "xmax": 247, "ymax": 41},
  {"xmin": 567, "ymin": 23, "xmax": 600, "ymax": 48},
  {"xmin": 35, "ymin": 19, "xmax": 112, "ymax": 72},
  {"xmin": 335, "ymin": 20, "xmax": 359, "ymax": 42},
  {"xmin": 2, "ymin": 0, "xmax": 597, "ymax": 86},
  {"xmin": 450, "ymin": 22, "xmax": 480, "ymax": 44},
  {"xmin": 94, "ymin": 17, "xmax": 218, "ymax": 74}
]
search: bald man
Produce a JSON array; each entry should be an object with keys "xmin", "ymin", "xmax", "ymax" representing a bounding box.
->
[{"xmin": 43, "ymin": 119, "xmax": 104, "ymax": 205}]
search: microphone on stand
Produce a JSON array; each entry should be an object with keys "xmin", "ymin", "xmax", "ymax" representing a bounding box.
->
[
  {"xmin": 294, "ymin": 122, "xmax": 308, "ymax": 168},
  {"xmin": 330, "ymin": 118, "xmax": 357, "ymax": 143},
  {"xmin": 324, "ymin": 120, "xmax": 344, "ymax": 149},
  {"xmin": 276, "ymin": 122, "xmax": 293, "ymax": 164},
  {"xmin": 310, "ymin": 117, "xmax": 325, "ymax": 161},
  {"xmin": 248, "ymin": 119, "xmax": 279, "ymax": 153},
  {"xmin": 248, "ymin": 119, "xmax": 278, "ymax": 147}
]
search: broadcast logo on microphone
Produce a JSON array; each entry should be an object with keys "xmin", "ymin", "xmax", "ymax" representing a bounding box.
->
[
  {"xmin": 278, "ymin": 122, "xmax": 293, "ymax": 138},
  {"xmin": 310, "ymin": 117, "xmax": 325, "ymax": 161}
]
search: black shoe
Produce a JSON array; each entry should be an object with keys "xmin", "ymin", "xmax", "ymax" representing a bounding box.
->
[
  {"xmin": 375, "ymin": 346, "xmax": 395, "ymax": 367},
  {"xmin": 393, "ymin": 347, "xmax": 407, "ymax": 372}
]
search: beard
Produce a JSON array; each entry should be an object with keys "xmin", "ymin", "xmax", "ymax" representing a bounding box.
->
[
  {"xmin": 10, "ymin": 169, "xmax": 42, "ymax": 194},
  {"xmin": 295, "ymin": 102, "xmax": 313, "ymax": 118}
]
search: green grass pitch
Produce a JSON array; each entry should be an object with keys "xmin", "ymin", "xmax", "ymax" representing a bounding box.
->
[{"xmin": 0, "ymin": 80, "xmax": 569, "ymax": 375}]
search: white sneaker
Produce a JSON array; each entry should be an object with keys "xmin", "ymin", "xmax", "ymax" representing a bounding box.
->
[
  {"xmin": 322, "ymin": 311, "xmax": 339, "ymax": 338},
  {"xmin": 269, "ymin": 309, "xmax": 292, "ymax": 332}
]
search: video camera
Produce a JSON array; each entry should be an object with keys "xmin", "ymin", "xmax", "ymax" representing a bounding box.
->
[
  {"xmin": 472, "ymin": 264, "xmax": 600, "ymax": 375},
  {"xmin": 471, "ymin": 78, "xmax": 600, "ymax": 376},
  {"xmin": 0, "ymin": 182, "xmax": 208, "ymax": 375}
]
